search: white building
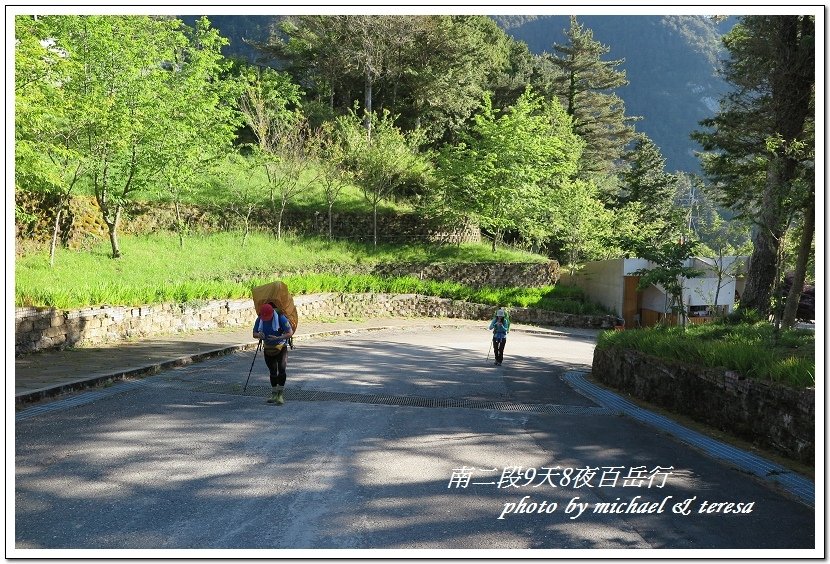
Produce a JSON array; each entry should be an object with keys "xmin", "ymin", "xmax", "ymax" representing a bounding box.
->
[{"xmin": 559, "ymin": 256, "xmax": 748, "ymax": 328}]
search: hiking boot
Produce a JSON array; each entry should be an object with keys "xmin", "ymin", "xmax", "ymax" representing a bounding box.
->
[
  {"xmin": 266, "ymin": 392, "xmax": 279, "ymax": 404},
  {"xmin": 275, "ymin": 391, "xmax": 285, "ymax": 406}
]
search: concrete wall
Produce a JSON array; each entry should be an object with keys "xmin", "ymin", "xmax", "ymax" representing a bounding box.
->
[
  {"xmin": 593, "ymin": 347, "xmax": 814, "ymax": 465},
  {"xmin": 559, "ymin": 260, "xmax": 624, "ymax": 316},
  {"xmin": 640, "ymin": 286, "xmax": 666, "ymax": 312},
  {"xmin": 15, "ymin": 293, "xmax": 619, "ymax": 355},
  {"xmin": 683, "ymin": 277, "xmax": 737, "ymax": 307}
]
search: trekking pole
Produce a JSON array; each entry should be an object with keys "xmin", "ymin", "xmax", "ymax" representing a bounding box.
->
[
  {"xmin": 243, "ymin": 340, "xmax": 262, "ymax": 393},
  {"xmin": 486, "ymin": 337, "xmax": 493, "ymax": 361}
]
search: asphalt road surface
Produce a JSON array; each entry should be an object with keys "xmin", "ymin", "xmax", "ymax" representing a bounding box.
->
[{"xmin": 14, "ymin": 326, "xmax": 817, "ymax": 555}]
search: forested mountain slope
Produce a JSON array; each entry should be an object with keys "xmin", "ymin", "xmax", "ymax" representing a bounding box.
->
[
  {"xmin": 493, "ymin": 15, "xmax": 737, "ymax": 173},
  {"xmin": 182, "ymin": 14, "xmax": 736, "ymax": 173}
]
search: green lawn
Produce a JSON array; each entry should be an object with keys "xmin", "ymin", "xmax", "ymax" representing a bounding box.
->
[{"xmin": 16, "ymin": 231, "xmax": 596, "ymax": 313}]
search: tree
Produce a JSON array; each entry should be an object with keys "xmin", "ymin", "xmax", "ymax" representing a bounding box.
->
[
  {"xmin": 618, "ymin": 133, "xmax": 679, "ymax": 223},
  {"xmin": 52, "ymin": 15, "xmax": 205, "ymax": 258},
  {"xmin": 15, "ymin": 15, "xmax": 83, "ymax": 267},
  {"xmin": 436, "ymin": 89, "xmax": 582, "ymax": 252},
  {"xmin": 548, "ymin": 16, "xmax": 638, "ymax": 182},
  {"xmin": 781, "ymin": 182, "xmax": 815, "ymax": 327},
  {"xmin": 238, "ymin": 65, "xmax": 310, "ymax": 240},
  {"xmin": 548, "ymin": 179, "xmax": 614, "ymax": 271},
  {"xmin": 694, "ymin": 206, "xmax": 751, "ymax": 315},
  {"xmin": 632, "ymin": 239, "xmax": 703, "ymax": 327},
  {"xmin": 218, "ymin": 152, "xmax": 261, "ymax": 247},
  {"xmin": 692, "ymin": 16, "xmax": 814, "ymax": 317},
  {"xmin": 313, "ymin": 121, "xmax": 353, "ymax": 239},
  {"xmin": 339, "ymin": 108, "xmax": 428, "ymax": 247},
  {"xmin": 155, "ymin": 16, "xmax": 242, "ymax": 248},
  {"xmin": 264, "ymin": 15, "xmax": 516, "ymax": 146}
]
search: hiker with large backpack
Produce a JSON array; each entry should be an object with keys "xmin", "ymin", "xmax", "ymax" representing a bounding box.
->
[
  {"xmin": 253, "ymin": 302, "xmax": 294, "ymax": 405},
  {"xmin": 488, "ymin": 308, "xmax": 510, "ymax": 366}
]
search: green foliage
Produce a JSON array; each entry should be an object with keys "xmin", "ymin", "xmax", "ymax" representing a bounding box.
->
[
  {"xmin": 549, "ymin": 16, "xmax": 637, "ymax": 180},
  {"xmin": 548, "ymin": 179, "xmax": 613, "ymax": 270},
  {"xmin": 338, "ymin": 108, "xmax": 431, "ymax": 246},
  {"xmin": 691, "ymin": 16, "xmax": 814, "ymax": 316},
  {"xmin": 597, "ymin": 321, "xmax": 814, "ymax": 388},
  {"xmin": 436, "ymin": 88, "xmax": 582, "ymax": 251},
  {"xmin": 15, "ymin": 232, "xmax": 552, "ymax": 309},
  {"xmin": 631, "ymin": 238, "xmax": 702, "ymax": 321},
  {"xmin": 262, "ymin": 15, "xmax": 520, "ymax": 146},
  {"xmin": 618, "ymin": 133, "xmax": 681, "ymax": 237}
]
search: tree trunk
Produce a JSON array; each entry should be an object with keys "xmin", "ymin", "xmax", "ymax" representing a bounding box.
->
[
  {"xmin": 739, "ymin": 16, "xmax": 813, "ymax": 318},
  {"xmin": 740, "ymin": 163, "xmax": 787, "ymax": 316},
  {"xmin": 49, "ymin": 208, "xmax": 62, "ymax": 268},
  {"xmin": 106, "ymin": 207, "xmax": 122, "ymax": 259},
  {"xmin": 174, "ymin": 200, "xmax": 184, "ymax": 248},
  {"xmin": 364, "ymin": 67, "xmax": 373, "ymax": 139},
  {"xmin": 782, "ymin": 201, "xmax": 815, "ymax": 327},
  {"xmin": 328, "ymin": 202, "xmax": 334, "ymax": 240},
  {"xmin": 372, "ymin": 203, "xmax": 378, "ymax": 247}
]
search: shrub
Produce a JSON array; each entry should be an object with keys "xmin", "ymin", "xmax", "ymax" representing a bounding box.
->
[{"xmin": 597, "ymin": 320, "xmax": 814, "ymax": 389}]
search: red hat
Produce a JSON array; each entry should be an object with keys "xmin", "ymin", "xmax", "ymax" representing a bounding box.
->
[{"xmin": 260, "ymin": 303, "xmax": 274, "ymax": 321}]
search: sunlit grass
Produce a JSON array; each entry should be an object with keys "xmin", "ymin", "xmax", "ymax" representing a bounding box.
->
[
  {"xmin": 597, "ymin": 321, "xmax": 815, "ymax": 389},
  {"xmin": 15, "ymin": 231, "xmax": 596, "ymax": 314}
]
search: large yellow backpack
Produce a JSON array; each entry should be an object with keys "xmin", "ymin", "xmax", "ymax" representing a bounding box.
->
[{"xmin": 252, "ymin": 280, "xmax": 298, "ymax": 334}]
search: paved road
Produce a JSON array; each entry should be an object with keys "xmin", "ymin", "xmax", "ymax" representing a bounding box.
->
[{"xmin": 14, "ymin": 325, "xmax": 817, "ymax": 555}]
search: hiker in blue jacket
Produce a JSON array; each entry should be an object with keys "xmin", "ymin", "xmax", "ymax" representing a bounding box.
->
[
  {"xmin": 253, "ymin": 302, "xmax": 294, "ymax": 405},
  {"xmin": 489, "ymin": 308, "xmax": 510, "ymax": 366}
]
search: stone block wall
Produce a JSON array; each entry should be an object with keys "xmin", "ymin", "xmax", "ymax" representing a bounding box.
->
[
  {"xmin": 15, "ymin": 300, "xmax": 253, "ymax": 353},
  {"xmin": 15, "ymin": 193, "xmax": 481, "ymax": 248},
  {"xmin": 591, "ymin": 347, "xmax": 814, "ymax": 465},
  {"xmin": 371, "ymin": 261, "xmax": 560, "ymax": 288},
  {"xmin": 15, "ymin": 293, "xmax": 618, "ymax": 355}
]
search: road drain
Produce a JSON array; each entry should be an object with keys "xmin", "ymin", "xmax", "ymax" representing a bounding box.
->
[{"xmin": 163, "ymin": 379, "xmax": 613, "ymax": 416}]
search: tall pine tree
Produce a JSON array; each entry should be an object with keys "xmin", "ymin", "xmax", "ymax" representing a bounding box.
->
[
  {"xmin": 618, "ymin": 132, "xmax": 680, "ymax": 229},
  {"xmin": 549, "ymin": 16, "xmax": 637, "ymax": 181},
  {"xmin": 692, "ymin": 15, "xmax": 814, "ymax": 318}
]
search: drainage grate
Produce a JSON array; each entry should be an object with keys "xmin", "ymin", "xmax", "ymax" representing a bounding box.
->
[
  {"xmin": 563, "ymin": 371, "xmax": 815, "ymax": 508},
  {"xmin": 158, "ymin": 378, "xmax": 614, "ymax": 416}
]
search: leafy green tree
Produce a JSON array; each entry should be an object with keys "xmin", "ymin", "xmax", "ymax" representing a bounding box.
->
[
  {"xmin": 313, "ymin": 121, "xmax": 354, "ymax": 239},
  {"xmin": 548, "ymin": 16, "xmax": 638, "ymax": 182},
  {"xmin": 692, "ymin": 15, "xmax": 814, "ymax": 317},
  {"xmin": 436, "ymin": 89, "xmax": 582, "ymax": 252},
  {"xmin": 48, "ymin": 15, "xmax": 208, "ymax": 258},
  {"xmin": 264, "ymin": 15, "xmax": 516, "ymax": 145},
  {"xmin": 155, "ymin": 16, "xmax": 242, "ymax": 248},
  {"xmin": 339, "ymin": 108, "xmax": 429, "ymax": 247},
  {"xmin": 694, "ymin": 206, "xmax": 751, "ymax": 314},
  {"xmin": 393, "ymin": 15, "xmax": 514, "ymax": 144},
  {"xmin": 238, "ymin": 65, "xmax": 312, "ymax": 240},
  {"xmin": 216, "ymin": 152, "xmax": 261, "ymax": 248},
  {"xmin": 15, "ymin": 16, "xmax": 83, "ymax": 266},
  {"xmin": 548, "ymin": 179, "xmax": 614, "ymax": 271},
  {"xmin": 632, "ymin": 238, "xmax": 703, "ymax": 327}
]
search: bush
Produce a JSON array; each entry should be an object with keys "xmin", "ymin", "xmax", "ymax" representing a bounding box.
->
[{"xmin": 597, "ymin": 320, "xmax": 815, "ymax": 389}]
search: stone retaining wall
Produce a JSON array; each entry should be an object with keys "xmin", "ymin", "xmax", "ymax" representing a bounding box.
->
[
  {"xmin": 592, "ymin": 347, "xmax": 814, "ymax": 465},
  {"xmin": 371, "ymin": 261, "xmax": 560, "ymax": 288},
  {"xmin": 15, "ymin": 293, "xmax": 617, "ymax": 355},
  {"xmin": 15, "ymin": 192, "xmax": 481, "ymax": 248}
]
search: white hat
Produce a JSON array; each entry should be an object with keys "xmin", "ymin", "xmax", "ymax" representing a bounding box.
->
[{"xmin": 496, "ymin": 309, "xmax": 505, "ymax": 317}]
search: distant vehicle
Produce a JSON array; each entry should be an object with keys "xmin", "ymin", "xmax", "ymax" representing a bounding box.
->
[{"xmin": 782, "ymin": 272, "xmax": 815, "ymax": 322}]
